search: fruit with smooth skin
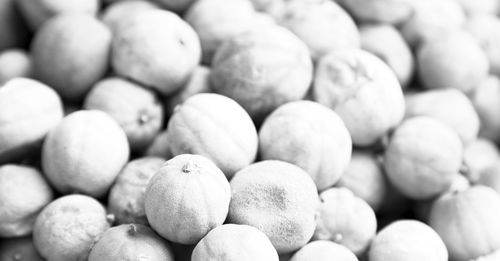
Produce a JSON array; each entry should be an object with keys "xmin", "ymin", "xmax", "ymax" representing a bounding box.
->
[
  {"xmin": 145, "ymin": 154, "xmax": 231, "ymax": 244},
  {"xmin": 466, "ymin": 14, "xmax": 500, "ymax": 75},
  {"xmin": 33, "ymin": 194, "xmax": 111, "ymax": 261},
  {"xmin": 228, "ymin": 160, "xmax": 319, "ymax": 254},
  {"xmin": 0, "ymin": 49, "xmax": 32, "ymax": 84},
  {"xmin": 108, "ymin": 157, "xmax": 165, "ymax": 225},
  {"xmin": 100, "ymin": 0, "xmax": 160, "ymax": 33},
  {"xmin": 42, "ymin": 110, "xmax": 129, "ymax": 198},
  {"xmin": 290, "ymin": 240, "xmax": 358, "ymax": 261},
  {"xmin": 191, "ymin": 224, "xmax": 279, "ymax": 261},
  {"xmin": 0, "ymin": 78, "xmax": 63, "ymax": 164},
  {"xmin": 471, "ymin": 76, "xmax": 500, "ymax": 142},
  {"xmin": 259, "ymin": 100, "xmax": 352, "ymax": 191}
]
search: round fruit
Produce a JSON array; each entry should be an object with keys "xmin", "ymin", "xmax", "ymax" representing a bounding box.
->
[
  {"xmin": 384, "ymin": 117, "xmax": 463, "ymax": 199},
  {"xmin": 111, "ymin": 9, "xmax": 201, "ymax": 96},
  {"xmin": 17, "ymin": 0, "xmax": 100, "ymax": 31},
  {"xmin": 360, "ymin": 24, "xmax": 414, "ymax": 87},
  {"xmin": 429, "ymin": 186, "xmax": 500, "ymax": 261},
  {"xmin": 471, "ymin": 76, "xmax": 500, "ymax": 142},
  {"xmin": 164, "ymin": 66, "xmax": 212, "ymax": 116},
  {"xmin": 83, "ymin": 77, "xmax": 164, "ymax": 151},
  {"xmin": 108, "ymin": 157, "xmax": 165, "ymax": 225},
  {"xmin": 313, "ymin": 188, "xmax": 376, "ymax": 256},
  {"xmin": 274, "ymin": 0, "xmax": 360, "ymax": 60},
  {"xmin": 0, "ymin": 236, "xmax": 42, "ymax": 261},
  {"xmin": 0, "ymin": 165, "xmax": 53, "ymax": 237},
  {"xmin": 463, "ymin": 138, "xmax": 500, "ymax": 182},
  {"xmin": 101, "ymin": 0, "xmax": 160, "ymax": 33},
  {"xmin": 210, "ymin": 24, "xmax": 312, "ymax": 121},
  {"xmin": 31, "ymin": 13, "xmax": 111, "ymax": 102},
  {"xmin": 167, "ymin": 93, "xmax": 258, "ymax": 178},
  {"xmin": 290, "ymin": 240, "xmax": 358, "ymax": 261},
  {"xmin": 184, "ymin": 0, "xmax": 256, "ymax": 64},
  {"xmin": 404, "ymin": 89, "xmax": 480, "ymax": 144},
  {"xmin": 336, "ymin": 151, "xmax": 387, "ymax": 211},
  {"xmin": 0, "ymin": 78, "xmax": 63, "ymax": 164},
  {"xmin": 42, "ymin": 110, "xmax": 129, "ymax": 198},
  {"xmin": 88, "ymin": 224, "xmax": 175, "ymax": 261},
  {"xmin": 369, "ymin": 220, "xmax": 448, "ymax": 261},
  {"xmin": 335, "ymin": 0, "xmax": 413, "ymax": 24},
  {"xmin": 191, "ymin": 224, "xmax": 279, "ymax": 261},
  {"xmin": 145, "ymin": 130, "xmax": 173, "ymax": 160},
  {"xmin": 313, "ymin": 48, "xmax": 405, "ymax": 146},
  {"xmin": 417, "ymin": 31, "xmax": 489, "ymax": 93},
  {"xmin": 145, "ymin": 154, "xmax": 231, "ymax": 244},
  {"xmin": 0, "ymin": 49, "xmax": 32, "ymax": 84},
  {"xmin": 259, "ymin": 100, "xmax": 352, "ymax": 190},
  {"xmin": 228, "ymin": 160, "xmax": 319, "ymax": 254},
  {"xmin": 33, "ymin": 194, "xmax": 111, "ymax": 261}
]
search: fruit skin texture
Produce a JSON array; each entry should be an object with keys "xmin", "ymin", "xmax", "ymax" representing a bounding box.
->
[
  {"xmin": 0, "ymin": 165, "xmax": 53, "ymax": 237},
  {"xmin": 31, "ymin": 13, "xmax": 111, "ymax": 102},
  {"xmin": 112, "ymin": 9, "xmax": 201, "ymax": 96},
  {"xmin": 101, "ymin": 0, "xmax": 160, "ymax": 33},
  {"xmin": 417, "ymin": 31, "xmax": 489, "ymax": 93},
  {"xmin": 336, "ymin": 151, "xmax": 387, "ymax": 211},
  {"xmin": 313, "ymin": 49, "xmax": 405, "ymax": 146},
  {"xmin": 429, "ymin": 186, "xmax": 500, "ymax": 261},
  {"xmin": 274, "ymin": 0, "xmax": 360, "ymax": 60},
  {"xmin": 184, "ymin": 0, "xmax": 256, "ymax": 64},
  {"xmin": 464, "ymin": 138, "xmax": 500, "ymax": 182},
  {"xmin": 145, "ymin": 154, "xmax": 231, "ymax": 244},
  {"xmin": 228, "ymin": 160, "xmax": 319, "ymax": 254},
  {"xmin": 108, "ymin": 157, "xmax": 165, "ymax": 225},
  {"xmin": 360, "ymin": 24, "xmax": 414, "ymax": 87},
  {"xmin": 384, "ymin": 117, "xmax": 463, "ymax": 199},
  {"xmin": 83, "ymin": 77, "xmax": 164, "ymax": 151},
  {"xmin": 210, "ymin": 25, "xmax": 313, "ymax": 121},
  {"xmin": 0, "ymin": 78, "xmax": 63, "ymax": 164},
  {"xmin": 0, "ymin": 236, "xmax": 42, "ymax": 261},
  {"xmin": 313, "ymin": 188, "xmax": 377, "ymax": 256},
  {"xmin": 33, "ymin": 194, "xmax": 111, "ymax": 261},
  {"xmin": 471, "ymin": 76, "xmax": 500, "ymax": 142},
  {"xmin": 0, "ymin": 49, "xmax": 32, "ymax": 85},
  {"xmin": 88, "ymin": 224, "xmax": 175, "ymax": 261},
  {"xmin": 290, "ymin": 240, "xmax": 358, "ymax": 261},
  {"xmin": 167, "ymin": 93, "xmax": 258, "ymax": 178},
  {"xmin": 404, "ymin": 89, "xmax": 480, "ymax": 145},
  {"xmin": 259, "ymin": 101, "xmax": 352, "ymax": 191},
  {"xmin": 369, "ymin": 220, "xmax": 448, "ymax": 261},
  {"xmin": 42, "ymin": 110, "xmax": 130, "ymax": 198},
  {"xmin": 191, "ymin": 224, "xmax": 279, "ymax": 261},
  {"xmin": 16, "ymin": 0, "xmax": 100, "ymax": 31}
]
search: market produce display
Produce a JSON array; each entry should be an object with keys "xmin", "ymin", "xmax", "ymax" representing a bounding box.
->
[{"xmin": 2, "ymin": 0, "xmax": 500, "ymax": 260}]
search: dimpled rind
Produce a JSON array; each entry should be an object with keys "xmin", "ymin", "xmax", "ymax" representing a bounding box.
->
[
  {"xmin": 228, "ymin": 160, "xmax": 319, "ymax": 254},
  {"xmin": 191, "ymin": 224, "xmax": 279, "ymax": 261},
  {"xmin": 384, "ymin": 117, "xmax": 463, "ymax": 199},
  {"xmin": 259, "ymin": 100, "xmax": 352, "ymax": 191}
]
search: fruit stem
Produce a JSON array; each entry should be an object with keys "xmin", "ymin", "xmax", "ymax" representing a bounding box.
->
[
  {"xmin": 128, "ymin": 224, "xmax": 137, "ymax": 235},
  {"xmin": 182, "ymin": 162, "xmax": 195, "ymax": 173}
]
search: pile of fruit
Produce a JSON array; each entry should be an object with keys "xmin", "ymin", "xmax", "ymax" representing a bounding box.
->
[{"xmin": 2, "ymin": 0, "xmax": 500, "ymax": 260}]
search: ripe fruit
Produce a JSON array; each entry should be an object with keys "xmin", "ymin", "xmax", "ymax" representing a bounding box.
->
[
  {"xmin": 336, "ymin": 151, "xmax": 387, "ymax": 211},
  {"xmin": 108, "ymin": 157, "xmax": 165, "ymax": 225},
  {"xmin": 259, "ymin": 100, "xmax": 352, "ymax": 190},
  {"xmin": 228, "ymin": 160, "xmax": 319, "ymax": 254},
  {"xmin": 88, "ymin": 224, "xmax": 175, "ymax": 261},
  {"xmin": 466, "ymin": 14, "xmax": 500, "ymax": 75},
  {"xmin": 429, "ymin": 186, "xmax": 500, "ymax": 261},
  {"xmin": 33, "ymin": 194, "xmax": 111, "ymax": 261},
  {"xmin": 0, "ymin": 49, "xmax": 32, "ymax": 84},
  {"xmin": 274, "ymin": 0, "xmax": 360, "ymax": 60},
  {"xmin": 384, "ymin": 117, "xmax": 463, "ymax": 199},
  {"xmin": 0, "ymin": 78, "xmax": 63, "ymax": 164},
  {"xmin": 145, "ymin": 154, "xmax": 231, "ymax": 244},
  {"xmin": 210, "ymin": 24, "xmax": 313, "ymax": 121},
  {"xmin": 314, "ymin": 188, "xmax": 377, "ymax": 256},
  {"xmin": 369, "ymin": 220, "xmax": 448, "ymax": 261},
  {"xmin": 42, "ymin": 110, "xmax": 129, "ymax": 198},
  {"xmin": 167, "ymin": 93, "xmax": 258, "ymax": 178},
  {"xmin": 83, "ymin": 77, "xmax": 164, "ymax": 151},
  {"xmin": 31, "ymin": 13, "xmax": 111, "ymax": 102},
  {"xmin": 111, "ymin": 9, "xmax": 201, "ymax": 96},
  {"xmin": 191, "ymin": 224, "xmax": 279, "ymax": 261},
  {"xmin": 404, "ymin": 89, "xmax": 480, "ymax": 144},
  {"xmin": 313, "ymin": 49, "xmax": 405, "ymax": 146},
  {"xmin": 0, "ymin": 165, "xmax": 53, "ymax": 237},
  {"xmin": 290, "ymin": 240, "xmax": 358, "ymax": 261}
]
